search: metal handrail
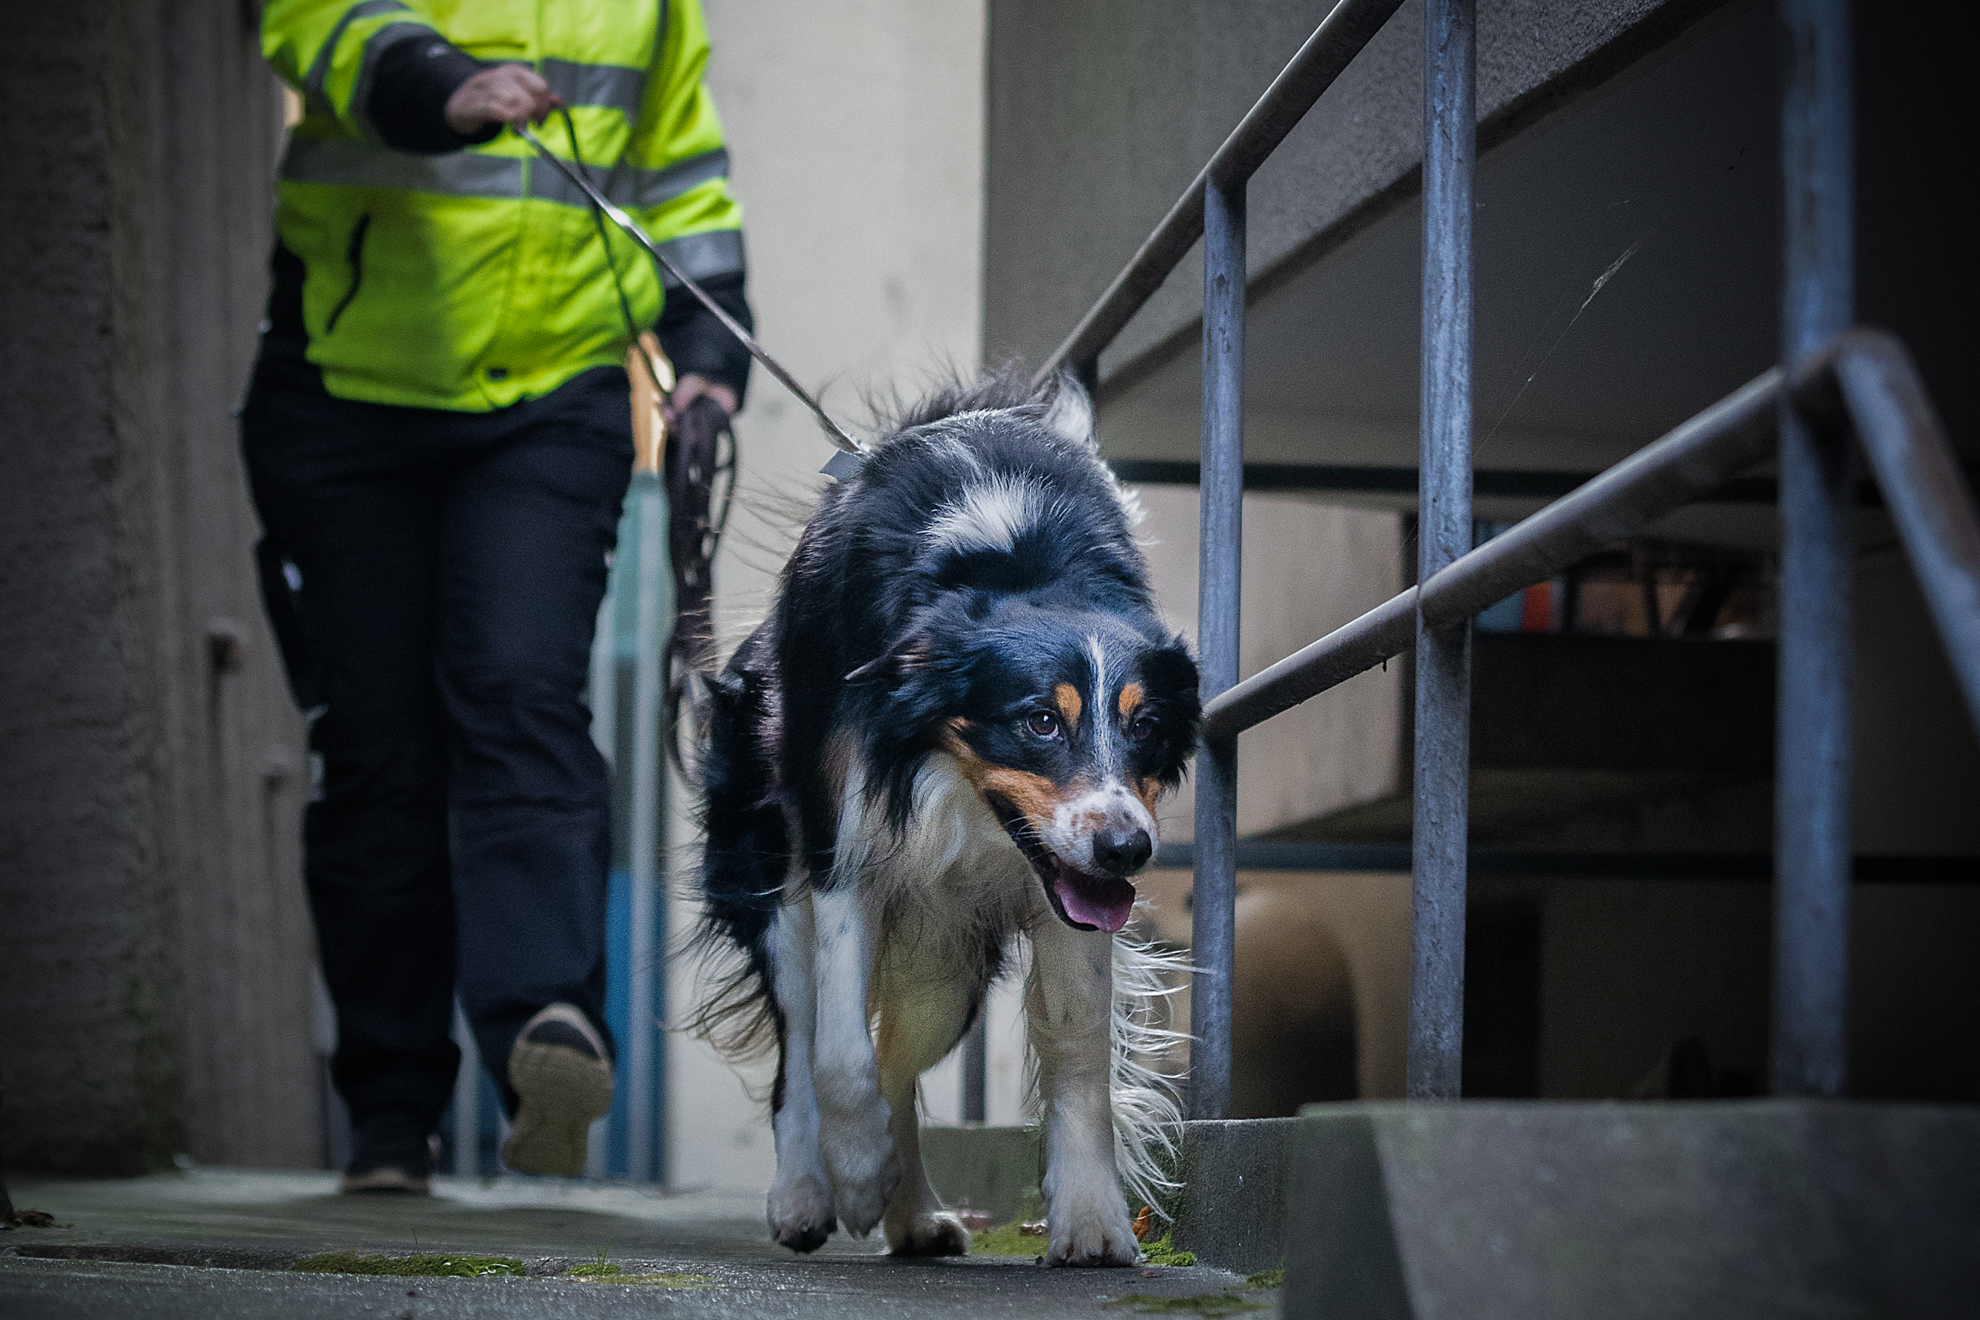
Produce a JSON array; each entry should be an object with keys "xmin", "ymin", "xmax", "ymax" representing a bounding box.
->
[
  {"xmin": 1199, "ymin": 330, "xmax": 1980, "ymax": 742},
  {"xmin": 1031, "ymin": 0, "xmax": 1405, "ymax": 387},
  {"xmin": 1799, "ymin": 329, "xmax": 1980, "ymax": 730},
  {"xmin": 1202, "ymin": 367, "xmax": 1783, "ymax": 739}
]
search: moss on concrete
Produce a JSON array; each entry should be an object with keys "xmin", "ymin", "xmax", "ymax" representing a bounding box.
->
[
  {"xmin": 968, "ymin": 1220, "xmax": 1203, "ymax": 1266},
  {"xmin": 970, "ymin": 1219, "xmax": 1047, "ymax": 1257},
  {"xmin": 1139, "ymin": 1232, "xmax": 1196, "ymax": 1266},
  {"xmin": 570, "ymin": 1271, "xmax": 716, "ymax": 1287}
]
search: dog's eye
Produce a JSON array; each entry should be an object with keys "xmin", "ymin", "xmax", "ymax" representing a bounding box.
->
[
  {"xmin": 1127, "ymin": 714, "xmax": 1158, "ymax": 743},
  {"xmin": 1025, "ymin": 710, "xmax": 1061, "ymax": 739}
]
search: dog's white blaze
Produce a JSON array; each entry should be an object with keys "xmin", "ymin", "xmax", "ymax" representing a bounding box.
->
[
  {"xmin": 923, "ymin": 476, "xmax": 1044, "ymax": 556},
  {"xmin": 1086, "ymin": 634, "xmax": 1111, "ymax": 760}
]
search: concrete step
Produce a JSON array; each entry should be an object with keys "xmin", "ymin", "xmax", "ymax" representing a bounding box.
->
[
  {"xmin": 1283, "ymin": 1100, "xmax": 1980, "ymax": 1319},
  {"xmin": 924, "ymin": 1100, "xmax": 1980, "ymax": 1316}
]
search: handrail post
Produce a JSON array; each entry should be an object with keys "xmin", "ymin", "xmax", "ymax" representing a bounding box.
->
[
  {"xmin": 1773, "ymin": 0, "xmax": 1854, "ymax": 1098},
  {"xmin": 1191, "ymin": 174, "xmax": 1245, "ymax": 1121},
  {"xmin": 1409, "ymin": 0, "xmax": 1475, "ymax": 1101},
  {"xmin": 961, "ymin": 1011, "xmax": 988, "ymax": 1123}
]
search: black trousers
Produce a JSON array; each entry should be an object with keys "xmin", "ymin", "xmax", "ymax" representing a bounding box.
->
[{"xmin": 242, "ymin": 363, "xmax": 631, "ymax": 1132}]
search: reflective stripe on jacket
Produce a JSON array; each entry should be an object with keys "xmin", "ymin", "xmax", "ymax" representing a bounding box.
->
[{"xmin": 263, "ymin": 0, "xmax": 744, "ymax": 411}]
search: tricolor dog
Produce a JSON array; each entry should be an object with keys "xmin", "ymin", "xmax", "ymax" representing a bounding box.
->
[{"xmin": 691, "ymin": 371, "xmax": 1199, "ymax": 1266}]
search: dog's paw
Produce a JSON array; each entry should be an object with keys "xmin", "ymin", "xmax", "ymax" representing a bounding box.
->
[
  {"xmin": 888, "ymin": 1209, "xmax": 971, "ymax": 1258},
  {"xmin": 819, "ymin": 1101, "xmax": 899, "ymax": 1236},
  {"xmin": 1045, "ymin": 1186, "xmax": 1141, "ymax": 1268},
  {"xmin": 767, "ymin": 1172, "xmax": 837, "ymax": 1254}
]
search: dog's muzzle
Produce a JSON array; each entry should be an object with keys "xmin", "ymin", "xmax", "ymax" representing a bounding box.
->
[{"xmin": 985, "ymin": 796, "xmax": 1149, "ymax": 933}]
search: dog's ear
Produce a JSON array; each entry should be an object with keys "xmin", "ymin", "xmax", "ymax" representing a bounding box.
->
[
  {"xmin": 851, "ymin": 623, "xmax": 981, "ymax": 833},
  {"xmin": 1140, "ymin": 634, "xmax": 1202, "ymax": 784},
  {"xmin": 1141, "ymin": 634, "xmax": 1200, "ymax": 704},
  {"xmin": 1038, "ymin": 372, "xmax": 1096, "ymax": 450},
  {"xmin": 843, "ymin": 633, "xmax": 937, "ymax": 689}
]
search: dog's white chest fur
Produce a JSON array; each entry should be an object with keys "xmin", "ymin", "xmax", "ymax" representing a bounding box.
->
[{"xmin": 861, "ymin": 753, "xmax": 1043, "ymax": 944}]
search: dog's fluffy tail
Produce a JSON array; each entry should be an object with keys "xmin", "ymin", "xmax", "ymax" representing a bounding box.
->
[{"xmin": 1107, "ymin": 930, "xmax": 1192, "ymax": 1220}]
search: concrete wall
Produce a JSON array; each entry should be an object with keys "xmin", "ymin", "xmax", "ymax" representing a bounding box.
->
[
  {"xmin": 0, "ymin": 0, "xmax": 319, "ymax": 1174},
  {"xmin": 664, "ymin": 0, "xmax": 1003, "ymax": 1195},
  {"xmin": 1136, "ymin": 488, "xmax": 1407, "ymax": 839},
  {"xmin": 983, "ymin": 0, "xmax": 1719, "ymax": 381}
]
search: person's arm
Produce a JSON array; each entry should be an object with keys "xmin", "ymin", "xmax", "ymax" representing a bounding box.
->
[
  {"xmin": 262, "ymin": 1, "xmax": 558, "ymax": 154},
  {"xmin": 660, "ymin": 275, "xmax": 748, "ymax": 417}
]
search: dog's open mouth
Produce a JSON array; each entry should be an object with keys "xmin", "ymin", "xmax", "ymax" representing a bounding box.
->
[
  {"xmin": 1037, "ymin": 856, "xmax": 1137, "ymax": 933},
  {"xmin": 986, "ymin": 794, "xmax": 1137, "ymax": 933}
]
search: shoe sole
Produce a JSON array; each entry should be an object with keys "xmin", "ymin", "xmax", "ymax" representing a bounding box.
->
[
  {"xmin": 503, "ymin": 1036, "xmax": 614, "ymax": 1177},
  {"xmin": 339, "ymin": 1167, "xmax": 430, "ymax": 1195}
]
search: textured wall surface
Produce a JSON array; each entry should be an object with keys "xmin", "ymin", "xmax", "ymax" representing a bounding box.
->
[
  {"xmin": 0, "ymin": 1, "xmax": 183, "ymax": 1177},
  {"xmin": 0, "ymin": 0, "xmax": 318, "ymax": 1174},
  {"xmin": 983, "ymin": 0, "xmax": 1721, "ymax": 381}
]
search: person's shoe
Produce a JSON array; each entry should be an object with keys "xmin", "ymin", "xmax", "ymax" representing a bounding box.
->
[
  {"xmin": 502, "ymin": 1002, "xmax": 613, "ymax": 1177},
  {"xmin": 340, "ymin": 1111, "xmax": 433, "ymax": 1195}
]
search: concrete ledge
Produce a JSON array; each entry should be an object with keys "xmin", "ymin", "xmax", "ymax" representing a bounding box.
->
[
  {"xmin": 1283, "ymin": 1100, "xmax": 1980, "ymax": 1320},
  {"xmin": 1162, "ymin": 1119, "xmax": 1294, "ymax": 1274}
]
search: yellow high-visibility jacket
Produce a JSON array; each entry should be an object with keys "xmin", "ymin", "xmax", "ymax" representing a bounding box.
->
[{"xmin": 263, "ymin": 0, "xmax": 745, "ymax": 411}]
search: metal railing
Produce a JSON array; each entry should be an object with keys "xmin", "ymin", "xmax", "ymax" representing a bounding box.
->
[{"xmin": 1027, "ymin": 0, "xmax": 1980, "ymax": 1113}]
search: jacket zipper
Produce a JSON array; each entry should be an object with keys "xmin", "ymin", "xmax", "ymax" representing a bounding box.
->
[{"xmin": 323, "ymin": 213, "xmax": 371, "ymax": 333}]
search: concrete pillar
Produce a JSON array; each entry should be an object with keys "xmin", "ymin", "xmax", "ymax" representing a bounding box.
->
[{"xmin": 0, "ymin": 0, "xmax": 318, "ymax": 1174}]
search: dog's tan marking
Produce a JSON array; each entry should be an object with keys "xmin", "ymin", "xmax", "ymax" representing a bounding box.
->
[
  {"xmin": 1116, "ymin": 682, "xmax": 1144, "ymax": 721},
  {"xmin": 1128, "ymin": 776, "xmax": 1162, "ymax": 813},
  {"xmin": 1054, "ymin": 683, "xmax": 1083, "ymax": 730},
  {"xmin": 940, "ymin": 727, "xmax": 1075, "ymax": 826}
]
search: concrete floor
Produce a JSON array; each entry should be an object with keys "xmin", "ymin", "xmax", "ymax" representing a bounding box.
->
[{"xmin": 0, "ymin": 1169, "xmax": 1275, "ymax": 1319}]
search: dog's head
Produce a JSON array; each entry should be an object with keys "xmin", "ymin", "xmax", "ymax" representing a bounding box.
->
[{"xmin": 860, "ymin": 599, "xmax": 1200, "ymax": 932}]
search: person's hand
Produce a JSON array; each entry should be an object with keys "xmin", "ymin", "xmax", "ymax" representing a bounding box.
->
[
  {"xmin": 669, "ymin": 373, "xmax": 739, "ymax": 421},
  {"xmin": 444, "ymin": 64, "xmax": 562, "ymax": 136}
]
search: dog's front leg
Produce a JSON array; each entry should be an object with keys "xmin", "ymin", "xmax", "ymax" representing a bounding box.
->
[
  {"xmin": 764, "ymin": 894, "xmax": 836, "ymax": 1252},
  {"xmin": 811, "ymin": 884, "xmax": 900, "ymax": 1235},
  {"xmin": 1026, "ymin": 918, "xmax": 1139, "ymax": 1267}
]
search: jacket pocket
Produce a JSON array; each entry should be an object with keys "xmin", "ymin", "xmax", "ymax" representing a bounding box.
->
[{"xmin": 323, "ymin": 213, "xmax": 371, "ymax": 334}]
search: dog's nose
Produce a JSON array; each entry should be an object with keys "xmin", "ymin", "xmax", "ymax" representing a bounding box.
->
[{"xmin": 1092, "ymin": 827, "xmax": 1152, "ymax": 876}]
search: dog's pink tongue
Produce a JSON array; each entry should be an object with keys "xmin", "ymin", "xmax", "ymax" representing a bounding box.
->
[{"xmin": 1053, "ymin": 869, "xmax": 1137, "ymax": 933}]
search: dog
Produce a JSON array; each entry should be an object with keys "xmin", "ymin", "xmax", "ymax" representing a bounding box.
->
[{"xmin": 688, "ymin": 369, "xmax": 1201, "ymax": 1266}]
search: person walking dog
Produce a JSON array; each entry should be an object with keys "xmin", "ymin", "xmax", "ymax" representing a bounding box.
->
[{"xmin": 247, "ymin": 0, "xmax": 752, "ymax": 1192}]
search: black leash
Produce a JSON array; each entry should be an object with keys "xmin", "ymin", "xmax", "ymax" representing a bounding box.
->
[
  {"xmin": 548, "ymin": 109, "xmax": 753, "ymax": 767},
  {"xmin": 521, "ymin": 121, "xmax": 864, "ymax": 456}
]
